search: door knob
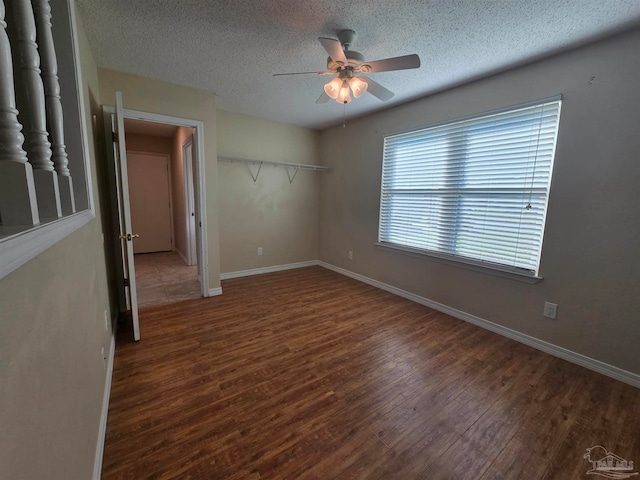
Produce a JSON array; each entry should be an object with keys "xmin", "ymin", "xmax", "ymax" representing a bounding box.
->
[{"xmin": 119, "ymin": 233, "xmax": 140, "ymax": 241}]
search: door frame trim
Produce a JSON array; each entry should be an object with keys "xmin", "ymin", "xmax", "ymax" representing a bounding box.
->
[
  {"xmin": 103, "ymin": 107, "xmax": 210, "ymax": 298},
  {"xmin": 181, "ymin": 138, "xmax": 197, "ymax": 266}
]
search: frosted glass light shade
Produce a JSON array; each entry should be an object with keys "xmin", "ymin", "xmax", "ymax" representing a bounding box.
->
[
  {"xmin": 323, "ymin": 77, "xmax": 342, "ymax": 99},
  {"xmin": 337, "ymin": 80, "xmax": 352, "ymax": 104},
  {"xmin": 349, "ymin": 76, "xmax": 368, "ymax": 98}
]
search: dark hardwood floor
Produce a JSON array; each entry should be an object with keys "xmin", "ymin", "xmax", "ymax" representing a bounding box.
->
[{"xmin": 102, "ymin": 266, "xmax": 640, "ymax": 479}]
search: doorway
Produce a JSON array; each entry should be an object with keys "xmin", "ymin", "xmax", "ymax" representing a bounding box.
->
[
  {"xmin": 134, "ymin": 251, "xmax": 200, "ymax": 306},
  {"xmin": 104, "ymin": 105, "xmax": 210, "ymax": 324},
  {"xmin": 121, "ymin": 117, "xmax": 201, "ymax": 307}
]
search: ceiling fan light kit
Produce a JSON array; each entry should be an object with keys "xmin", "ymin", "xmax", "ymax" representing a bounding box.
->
[
  {"xmin": 323, "ymin": 77, "xmax": 343, "ymax": 99},
  {"xmin": 336, "ymin": 80, "xmax": 352, "ymax": 104},
  {"xmin": 349, "ymin": 76, "xmax": 368, "ymax": 98},
  {"xmin": 275, "ymin": 29, "xmax": 421, "ymax": 106},
  {"xmin": 324, "ymin": 73, "xmax": 368, "ymax": 103}
]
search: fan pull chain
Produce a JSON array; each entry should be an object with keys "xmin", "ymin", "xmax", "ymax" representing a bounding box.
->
[
  {"xmin": 525, "ymin": 104, "xmax": 547, "ymax": 210},
  {"xmin": 342, "ymin": 103, "xmax": 347, "ymax": 128}
]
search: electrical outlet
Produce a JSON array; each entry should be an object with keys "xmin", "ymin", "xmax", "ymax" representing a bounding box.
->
[
  {"xmin": 543, "ymin": 302, "xmax": 558, "ymax": 319},
  {"xmin": 103, "ymin": 309, "xmax": 109, "ymax": 331},
  {"xmin": 257, "ymin": 247, "xmax": 263, "ymax": 256},
  {"xmin": 348, "ymin": 250, "xmax": 353, "ymax": 260}
]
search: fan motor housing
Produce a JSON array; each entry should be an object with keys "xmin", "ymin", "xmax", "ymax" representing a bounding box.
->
[{"xmin": 327, "ymin": 50, "xmax": 365, "ymax": 70}]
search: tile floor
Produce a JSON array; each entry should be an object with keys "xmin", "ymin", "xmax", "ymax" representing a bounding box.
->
[{"xmin": 134, "ymin": 251, "xmax": 201, "ymax": 307}]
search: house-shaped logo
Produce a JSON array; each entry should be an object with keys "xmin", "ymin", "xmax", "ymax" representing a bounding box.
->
[{"xmin": 584, "ymin": 445, "xmax": 638, "ymax": 479}]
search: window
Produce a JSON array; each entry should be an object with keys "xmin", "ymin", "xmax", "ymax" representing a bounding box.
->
[{"xmin": 378, "ymin": 98, "xmax": 561, "ymax": 277}]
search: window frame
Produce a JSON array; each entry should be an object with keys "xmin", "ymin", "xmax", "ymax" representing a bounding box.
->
[
  {"xmin": 377, "ymin": 96, "xmax": 562, "ymax": 282},
  {"xmin": 0, "ymin": 0, "xmax": 95, "ymax": 280}
]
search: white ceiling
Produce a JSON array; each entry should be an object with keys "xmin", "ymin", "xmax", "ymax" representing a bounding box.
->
[{"xmin": 76, "ymin": 0, "xmax": 640, "ymax": 130}]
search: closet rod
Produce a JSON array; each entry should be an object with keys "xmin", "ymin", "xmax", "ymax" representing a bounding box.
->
[{"xmin": 218, "ymin": 156, "xmax": 331, "ymax": 172}]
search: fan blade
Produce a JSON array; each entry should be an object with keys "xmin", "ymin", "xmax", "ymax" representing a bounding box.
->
[
  {"xmin": 359, "ymin": 54, "xmax": 420, "ymax": 73},
  {"xmin": 318, "ymin": 37, "xmax": 348, "ymax": 66},
  {"xmin": 362, "ymin": 76, "xmax": 394, "ymax": 101},
  {"xmin": 273, "ymin": 71, "xmax": 334, "ymax": 76},
  {"xmin": 316, "ymin": 91, "xmax": 331, "ymax": 104}
]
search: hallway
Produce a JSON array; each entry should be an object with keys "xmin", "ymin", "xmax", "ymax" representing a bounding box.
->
[{"xmin": 134, "ymin": 252, "xmax": 200, "ymax": 307}]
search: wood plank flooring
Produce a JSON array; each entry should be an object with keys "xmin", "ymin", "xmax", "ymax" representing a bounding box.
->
[{"xmin": 102, "ymin": 266, "xmax": 640, "ymax": 479}]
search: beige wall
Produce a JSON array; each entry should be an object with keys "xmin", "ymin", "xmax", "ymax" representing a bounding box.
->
[
  {"xmin": 126, "ymin": 132, "xmax": 172, "ymax": 156},
  {"xmin": 97, "ymin": 68, "xmax": 221, "ymax": 288},
  {"xmin": 0, "ymin": 9, "xmax": 115, "ymax": 479},
  {"xmin": 319, "ymin": 28, "xmax": 640, "ymax": 375},
  {"xmin": 217, "ymin": 110, "xmax": 320, "ymax": 273}
]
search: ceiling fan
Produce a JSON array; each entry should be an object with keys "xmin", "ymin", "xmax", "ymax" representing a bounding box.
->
[{"xmin": 274, "ymin": 29, "xmax": 421, "ymax": 104}]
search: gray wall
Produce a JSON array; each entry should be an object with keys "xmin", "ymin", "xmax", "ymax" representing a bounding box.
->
[{"xmin": 319, "ymin": 27, "xmax": 640, "ymax": 375}]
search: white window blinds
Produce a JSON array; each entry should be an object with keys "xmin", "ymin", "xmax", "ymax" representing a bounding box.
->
[{"xmin": 379, "ymin": 99, "xmax": 561, "ymax": 275}]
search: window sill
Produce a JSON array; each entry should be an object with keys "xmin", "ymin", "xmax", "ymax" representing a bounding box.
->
[
  {"xmin": 0, "ymin": 210, "xmax": 95, "ymax": 280},
  {"xmin": 375, "ymin": 242, "xmax": 543, "ymax": 284}
]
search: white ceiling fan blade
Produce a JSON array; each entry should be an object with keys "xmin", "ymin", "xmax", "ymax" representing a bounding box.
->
[
  {"xmin": 359, "ymin": 54, "xmax": 420, "ymax": 73},
  {"xmin": 273, "ymin": 71, "xmax": 334, "ymax": 76},
  {"xmin": 318, "ymin": 37, "xmax": 348, "ymax": 66},
  {"xmin": 316, "ymin": 91, "xmax": 331, "ymax": 104},
  {"xmin": 362, "ymin": 77, "xmax": 395, "ymax": 101}
]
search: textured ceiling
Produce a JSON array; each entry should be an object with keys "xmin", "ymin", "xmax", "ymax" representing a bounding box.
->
[{"xmin": 76, "ymin": 0, "xmax": 640, "ymax": 130}]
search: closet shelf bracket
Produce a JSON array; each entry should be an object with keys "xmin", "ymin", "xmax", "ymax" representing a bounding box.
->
[
  {"xmin": 249, "ymin": 162, "xmax": 263, "ymax": 183},
  {"xmin": 218, "ymin": 156, "xmax": 331, "ymax": 184},
  {"xmin": 286, "ymin": 166, "xmax": 299, "ymax": 184}
]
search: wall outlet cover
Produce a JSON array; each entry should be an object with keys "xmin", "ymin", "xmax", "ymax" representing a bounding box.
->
[{"xmin": 543, "ymin": 302, "xmax": 558, "ymax": 319}]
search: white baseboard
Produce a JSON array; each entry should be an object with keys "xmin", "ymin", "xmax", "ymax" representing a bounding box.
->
[
  {"xmin": 318, "ymin": 261, "xmax": 640, "ymax": 389},
  {"xmin": 93, "ymin": 323, "xmax": 117, "ymax": 479},
  {"xmin": 220, "ymin": 260, "xmax": 319, "ymax": 280},
  {"xmin": 208, "ymin": 286, "xmax": 223, "ymax": 297},
  {"xmin": 176, "ymin": 248, "xmax": 189, "ymax": 267}
]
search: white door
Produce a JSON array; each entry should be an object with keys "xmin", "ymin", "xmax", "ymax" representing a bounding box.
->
[
  {"xmin": 113, "ymin": 92, "xmax": 140, "ymax": 341},
  {"xmin": 128, "ymin": 153, "xmax": 173, "ymax": 254},
  {"xmin": 183, "ymin": 139, "xmax": 197, "ymax": 266}
]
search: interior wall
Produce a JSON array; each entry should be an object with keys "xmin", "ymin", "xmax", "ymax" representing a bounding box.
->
[
  {"xmin": 216, "ymin": 110, "xmax": 320, "ymax": 273},
  {"xmin": 171, "ymin": 127, "xmax": 193, "ymax": 263},
  {"xmin": 319, "ymin": 27, "xmax": 640, "ymax": 376},
  {"xmin": 126, "ymin": 132, "xmax": 172, "ymax": 156},
  {"xmin": 97, "ymin": 68, "xmax": 220, "ymax": 289},
  {"xmin": 0, "ymin": 8, "xmax": 115, "ymax": 479}
]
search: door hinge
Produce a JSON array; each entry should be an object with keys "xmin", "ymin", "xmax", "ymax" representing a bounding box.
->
[
  {"xmin": 112, "ymin": 132, "xmax": 118, "ymax": 143},
  {"xmin": 124, "ymin": 278, "xmax": 130, "ymax": 287}
]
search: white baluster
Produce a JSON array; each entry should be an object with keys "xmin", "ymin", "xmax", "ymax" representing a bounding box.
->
[
  {"xmin": 9, "ymin": 0, "xmax": 61, "ymax": 220},
  {"xmin": 32, "ymin": 0, "xmax": 74, "ymax": 214},
  {"xmin": 0, "ymin": 0, "xmax": 39, "ymax": 227}
]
